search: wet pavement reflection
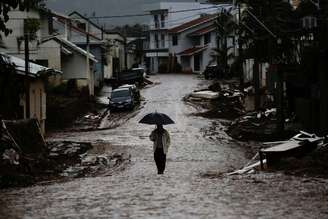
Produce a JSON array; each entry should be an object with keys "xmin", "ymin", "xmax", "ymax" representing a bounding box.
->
[{"xmin": 0, "ymin": 74, "xmax": 327, "ymax": 218}]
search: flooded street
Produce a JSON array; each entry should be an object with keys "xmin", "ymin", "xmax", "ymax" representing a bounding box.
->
[{"xmin": 1, "ymin": 74, "xmax": 328, "ymax": 218}]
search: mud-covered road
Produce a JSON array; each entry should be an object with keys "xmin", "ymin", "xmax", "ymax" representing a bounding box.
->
[{"xmin": 1, "ymin": 74, "xmax": 328, "ymax": 218}]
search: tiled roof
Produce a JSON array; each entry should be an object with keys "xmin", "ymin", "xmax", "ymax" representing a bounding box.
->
[
  {"xmin": 177, "ymin": 46, "xmax": 207, "ymax": 56},
  {"xmin": 169, "ymin": 14, "xmax": 217, "ymax": 34},
  {"xmin": 188, "ymin": 25, "xmax": 216, "ymax": 36},
  {"xmin": 42, "ymin": 37, "xmax": 98, "ymax": 62}
]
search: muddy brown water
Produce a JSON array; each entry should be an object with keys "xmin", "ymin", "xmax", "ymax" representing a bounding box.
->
[{"xmin": 0, "ymin": 74, "xmax": 327, "ymax": 218}]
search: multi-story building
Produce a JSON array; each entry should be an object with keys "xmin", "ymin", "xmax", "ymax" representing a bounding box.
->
[
  {"xmin": 144, "ymin": 1, "xmax": 221, "ymax": 73},
  {"xmin": 168, "ymin": 14, "xmax": 218, "ymax": 73}
]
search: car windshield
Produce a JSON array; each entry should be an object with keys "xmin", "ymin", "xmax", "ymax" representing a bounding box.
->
[{"xmin": 111, "ymin": 90, "xmax": 130, "ymax": 98}]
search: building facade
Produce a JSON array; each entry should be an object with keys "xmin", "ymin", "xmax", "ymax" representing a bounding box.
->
[
  {"xmin": 144, "ymin": 2, "xmax": 229, "ymax": 73},
  {"xmin": 169, "ymin": 15, "xmax": 218, "ymax": 73}
]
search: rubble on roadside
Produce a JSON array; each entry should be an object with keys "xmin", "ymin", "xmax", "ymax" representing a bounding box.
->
[
  {"xmin": 227, "ymin": 131, "xmax": 328, "ymax": 177},
  {"xmin": 185, "ymin": 80, "xmax": 245, "ymax": 119},
  {"xmin": 190, "ymin": 90, "xmax": 219, "ymax": 100},
  {"xmin": 70, "ymin": 108, "xmax": 109, "ymax": 132},
  {"xmin": 60, "ymin": 153, "xmax": 130, "ymax": 178},
  {"xmin": 226, "ymin": 108, "xmax": 297, "ymax": 142},
  {"xmin": 0, "ymin": 119, "xmax": 130, "ymax": 188}
]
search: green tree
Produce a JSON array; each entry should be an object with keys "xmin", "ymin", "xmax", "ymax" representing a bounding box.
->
[{"xmin": 0, "ymin": 0, "xmax": 44, "ymax": 36}]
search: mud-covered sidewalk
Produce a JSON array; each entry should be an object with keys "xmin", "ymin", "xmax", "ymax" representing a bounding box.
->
[{"xmin": 0, "ymin": 74, "xmax": 327, "ymax": 218}]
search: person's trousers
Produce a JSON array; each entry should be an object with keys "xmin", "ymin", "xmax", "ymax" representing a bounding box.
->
[{"xmin": 154, "ymin": 148, "xmax": 166, "ymax": 174}]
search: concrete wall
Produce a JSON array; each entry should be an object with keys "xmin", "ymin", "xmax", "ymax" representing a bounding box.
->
[
  {"xmin": 61, "ymin": 52, "xmax": 91, "ymax": 80},
  {"xmin": 61, "ymin": 51, "xmax": 95, "ymax": 94},
  {"xmin": 243, "ymin": 59, "xmax": 254, "ymax": 83},
  {"xmin": 203, "ymin": 32, "xmax": 218, "ymax": 67},
  {"xmin": 0, "ymin": 9, "xmax": 41, "ymax": 60},
  {"xmin": 104, "ymin": 55, "xmax": 113, "ymax": 79},
  {"xmin": 91, "ymin": 47, "xmax": 104, "ymax": 87},
  {"xmin": 38, "ymin": 40, "xmax": 62, "ymax": 70},
  {"xmin": 104, "ymin": 33, "xmax": 126, "ymax": 71},
  {"xmin": 38, "ymin": 40, "xmax": 63, "ymax": 86},
  {"xmin": 76, "ymin": 44, "xmax": 103, "ymax": 87}
]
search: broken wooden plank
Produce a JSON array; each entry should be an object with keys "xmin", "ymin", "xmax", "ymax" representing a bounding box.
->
[
  {"xmin": 4, "ymin": 119, "xmax": 47, "ymax": 155},
  {"xmin": 228, "ymin": 160, "xmax": 267, "ymax": 176},
  {"xmin": 260, "ymin": 140, "xmax": 318, "ymax": 166},
  {"xmin": 261, "ymin": 141, "xmax": 303, "ymax": 153}
]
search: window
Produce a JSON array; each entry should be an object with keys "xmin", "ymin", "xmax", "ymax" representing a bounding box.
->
[
  {"xmin": 193, "ymin": 37, "xmax": 201, "ymax": 46},
  {"xmin": 35, "ymin": 59, "xmax": 49, "ymax": 67},
  {"xmin": 77, "ymin": 22, "xmax": 86, "ymax": 31},
  {"xmin": 155, "ymin": 34, "xmax": 159, "ymax": 48},
  {"xmin": 154, "ymin": 15, "xmax": 159, "ymax": 29},
  {"xmin": 161, "ymin": 34, "xmax": 165, "ymax": 48},
  {"xmin": 172, "ymin": 35, "xmax": 178, "ymax": 46},
  {"xmin": 204, "ymin": 32, "xmax": 211, "ymax": 45},
  {"xmin": 161, "ymin": 14, "xmax": 165, "ymax": 28}
]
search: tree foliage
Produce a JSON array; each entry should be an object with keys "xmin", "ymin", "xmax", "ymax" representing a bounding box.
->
[
  {"xmin": 0, "ymin": 55, "xmax": 23, "ymax": 119},
  {"xmin": 0, "ymin": 0, "xmax": 44, "ymax": 36},
  {"xmin": 110, "ymin": 24, "xmax": 148, "ymax": 37}
]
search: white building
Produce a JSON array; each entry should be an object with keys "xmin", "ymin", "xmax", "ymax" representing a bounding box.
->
[
  {"xmin": 168, "ymin": 14, "xmax": 218, "ymax": 73},
  {"xmin": 144, "ymin": 1, "xmax": 229, "ymax": 73},
  {"xmin": 0, "ymin": 8, "xmax": 62, "ymax": 134},
  {"xmin": 0, "ymin": 8, "xmax": 51, "ymax": 60},
  {"xmin": 103, "ymin": 31, "xmax": 126, "ymax": 79},
  {"xmin": 39, "ymin": 36, "xmax": 97, "ymax": 94}
]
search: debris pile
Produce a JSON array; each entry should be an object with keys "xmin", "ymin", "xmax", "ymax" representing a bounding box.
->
[
  {"xmin": 61, "ymin": 153, "xmax": 130, "ymax": 178},
  {"xmin": 228, "ymin": 131, "xmax": 328, "ymax": 176},
  {"xmin": 71, "ymin": 108, "xmax": 109, "ymax": 131},
  {"xmin": 226, "ymin": 108, "xmax": 293, "ymax": 141},
  {"xmin": 0, "ymin": 119, "xmax": 47, "ymax": 187},
  {"xmin": 186, "ymin": 81, "xmax": 245, "ymax": 119},
  {"xmin": 47, "ymin": 141, "xmax": 92, "ymax": 158},
  {"xmin": 0, "ymin": 118, "xmax": 130, "ymax": 188}
]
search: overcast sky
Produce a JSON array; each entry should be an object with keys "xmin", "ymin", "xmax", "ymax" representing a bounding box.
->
[{"xmin": 46, "ymin": 0, "xmax": 207, "ymax": 28}]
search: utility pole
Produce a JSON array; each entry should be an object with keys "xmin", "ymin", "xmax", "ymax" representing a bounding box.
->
[
  {"xmin": 253, "ymin": 42, "xmax": 260, "ymax": 110},
  {"xmin": 24, "ymin": 19, "xmax": 30, "ymax": 119},
  {"xmin": 216, "ymin": 8, "xmax": 221, "ymax": 70},
  {"xmin": 318, "ymin": 2, "xmax": 328, "ymax": 134},
  {"xmin": 237, "ymin": 2, "xmax": 244, "ymax": 89}
]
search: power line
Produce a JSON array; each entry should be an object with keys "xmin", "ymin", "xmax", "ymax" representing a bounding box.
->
[{"xmin": 88, "ymin": 6, "xmax": 225, "ymax": 19}]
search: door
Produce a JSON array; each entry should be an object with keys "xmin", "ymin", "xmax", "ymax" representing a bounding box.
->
[
  {"xmin": 194, "ymin": 54, "xmax": 201, "ymax": 72},
  {"xmin": 113, "ymin": 58, "xmax": 120, "ymax": 78}
]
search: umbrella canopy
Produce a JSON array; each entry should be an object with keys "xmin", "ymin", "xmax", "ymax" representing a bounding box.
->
[{"xmin": 139, "ymin": 112, "xmax": 175, "ymax": 125}]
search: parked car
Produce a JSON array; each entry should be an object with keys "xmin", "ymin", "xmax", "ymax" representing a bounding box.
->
[
  {"xmin": 119, "ymin": 84, "xmax": 140, "ymax": 102},
  {"xmin": 132, "ymin": 67, "xmax": 146, "ymax": 78},
  {"xmin": 113, "ymin": 68, "xmax": 144, "ymax": 85},
  {"xmin": 203, "ymin": 65, "xmax": 223, "ymax": 79},
  {"xmin": 108, "ymin": 87, "xmax": 135, "ymax": 111}
]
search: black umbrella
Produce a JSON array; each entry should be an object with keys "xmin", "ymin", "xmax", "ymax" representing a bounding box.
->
[{"xmin": 139, "ymin": 112, "xmax": 175, "ymax": 125}]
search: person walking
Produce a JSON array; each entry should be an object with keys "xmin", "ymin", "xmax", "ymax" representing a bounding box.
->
[{"xmin": 149, "ymin": 124, "xmax": 171, "ymax": 174}]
